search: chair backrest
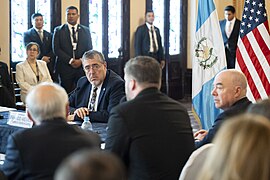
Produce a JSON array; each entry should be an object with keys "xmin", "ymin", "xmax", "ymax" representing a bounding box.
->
[
  {"xmin": 179, "ymin": 144, "xmax": 214, "ymax": 180},
  {"xmin": 10, "ymin": 68, "xmax": 25, "ymax": 110}
]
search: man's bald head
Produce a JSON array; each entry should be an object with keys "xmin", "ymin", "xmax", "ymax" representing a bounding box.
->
[
  {"xmin": 212, "ymin": 69, "xmax": 248, "ymax": 110},
  {"xmin": 26, "ymin": 82, "xmax": 68, "ymax": 124}
]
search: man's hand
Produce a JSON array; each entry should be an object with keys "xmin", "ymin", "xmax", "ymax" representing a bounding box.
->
[
  {"xmin": 160, "ymin": 60, "xmax": 165, "ymax": 69},
  {"xmin": 70, "ymin": 59, "xmax": 82, "ymax": 68},
  {"xmin": 194, "ymin": 129, "xmax": 208, "ymax": 141},
  {"xmin": 74, "ymin": 107, "xmax": 89, "ymax": 119},
  {"xmin": 41, "ymin": 56, "xmax": 51, "ymax": 63}
]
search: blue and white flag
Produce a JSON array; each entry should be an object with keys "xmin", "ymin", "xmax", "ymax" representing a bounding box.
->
[{"xmin": 192, "ymin": 0, "xmax": 227, "ymax": 129}]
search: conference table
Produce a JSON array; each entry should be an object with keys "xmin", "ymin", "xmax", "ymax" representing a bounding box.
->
[{"xmin": 0, "ymin": 110, "xmax": 108, "ymax": 154}]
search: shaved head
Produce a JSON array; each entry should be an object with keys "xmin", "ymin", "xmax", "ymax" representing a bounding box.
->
[
  {"xmin": 26, "ymin": 82, "xmax": 68, "ymax": 123},
  {"xmin": 212, "ymin": 69, "xmax": 247, "ymax": 110}
]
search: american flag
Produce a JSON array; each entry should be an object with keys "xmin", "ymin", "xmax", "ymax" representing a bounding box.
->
[{"xmin": 236, "ymin": 0, "xmax": 270, "ymax": 101}]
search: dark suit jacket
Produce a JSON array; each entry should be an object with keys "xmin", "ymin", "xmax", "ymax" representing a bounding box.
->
[
  {"xmin": 134, "ymin": 24, "xmax": 164, "ymax": 62},
  {"xmin": 220, "ymin": 19, "xmax": 241, "ymax": 68},
  {"xmin": 23, "ymin": 28, "xmax": 55, "ymax": 75},
  {"xmin": 105, "ymin": 88, "xmax": 195, "ymax": 180},
  {"xmin": 0, "ymin": 118, "xmax": 100, "ymax": 180},
  {"xmin": 195, "ymin": 97, "xmax": 251, "ymax": 148},
  {"xmin": 0, "ymin": 62, "xmax": 15, "ymax": 107},
  {"xmin": 52, "ymin": 24, "xmax": 92, "ymax": 77},
  {"xmin": 69, "ymin": 70, "xmax": 125, "ymax": 123}
]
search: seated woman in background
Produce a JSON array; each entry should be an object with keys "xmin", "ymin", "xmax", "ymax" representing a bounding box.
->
[
  {"xmin": 0, "ymin": 46, "xmax": 15, "ymax": 107},
  {"xmin": 199, "ymin": 114, "xmax": 270, "ymax": 180},
  {"xmin": 16, "ymin": 42, "xmax": 52, "ymax": 103}
]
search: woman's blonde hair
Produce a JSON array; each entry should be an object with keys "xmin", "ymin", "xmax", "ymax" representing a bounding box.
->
[{"xmin": 199, "ymin": 114, "xmax": 270, "ymax": 180}]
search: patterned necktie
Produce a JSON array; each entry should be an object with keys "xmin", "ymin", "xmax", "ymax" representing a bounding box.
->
[
  {"xmin": 89, "ymin": 86, "xmax": 98, "ymax": 111},
  {"xmin": 151, "ymin": 26, "xmax": 157, "ymax": 52},
  {"xmin": 72, "ymin": 27, "xmax": 77, "ymax": 43},
  {"xmin": 38, "ymin": 30, "xmax": 43, "ymax": 42}
]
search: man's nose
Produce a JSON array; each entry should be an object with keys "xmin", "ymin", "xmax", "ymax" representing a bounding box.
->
[{"xmin": 211, "ymin": 89, "xmax": 216, "ymax": 96}]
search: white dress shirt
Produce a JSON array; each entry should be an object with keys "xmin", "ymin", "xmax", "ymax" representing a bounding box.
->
[
  {"xmin": 225, "ymin": 17, "xmax": 236, "ymax": 38},
  {"xmin": 146, "ymin": 22, "xmax": 159, "ymax": 52}
]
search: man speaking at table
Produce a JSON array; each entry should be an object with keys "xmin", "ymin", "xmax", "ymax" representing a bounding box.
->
[
  {"xmin": 0, "ymin": 82, "xmax": 100, "ymax": 180},
  {"xmin": 68, "ymin": 50, "xmax": 125, "ymax": 123},
  {"xmin": 105, "ymin": 56, "xmax": 195, "ymax": 179}
]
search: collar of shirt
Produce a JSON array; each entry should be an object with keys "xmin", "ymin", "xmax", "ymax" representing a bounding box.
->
[
  {"xmin": 67, "ymin": 23, "xmax": 78, "ymax": 32},
  {"xmin": 146, "ymin": 22, "xmax": 154, "ymax": 30},
  {"xmin": 226, "ymin": 17, "xmax": 236, "ymax": 27},
  {"xmin": 34, "ymin": 27, "xmax": 43, "ymax": 33}
]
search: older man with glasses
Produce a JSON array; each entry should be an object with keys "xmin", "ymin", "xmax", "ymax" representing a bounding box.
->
[{"xmin": 68, "ymin": 50, "xmax": 125, "ymax": 123}]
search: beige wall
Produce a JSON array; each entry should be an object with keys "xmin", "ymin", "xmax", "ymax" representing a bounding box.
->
[
  {"xmin": 130, "ymin": 0, "xmax": 145, "ymax": 58},
  {"xmin": 0, "ymin": 1, "xmax": 10, "ymax": 67},
  {"xmin": 61, "ymin": 0, "xmax": 80, "ymax": 24},
  {"xmin": 216, "ymin": 1, "xmax": 233, "ymax": 20}
]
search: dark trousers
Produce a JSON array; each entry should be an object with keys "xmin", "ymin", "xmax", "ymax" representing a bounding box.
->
[{"xmin": 59, "ymin": 70, "xmax": 84, "ymax": 94}]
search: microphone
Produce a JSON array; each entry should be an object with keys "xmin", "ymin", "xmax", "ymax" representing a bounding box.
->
[{"xmin": 68, "ymin": 86, "xmax": 81, "ymax": 97}]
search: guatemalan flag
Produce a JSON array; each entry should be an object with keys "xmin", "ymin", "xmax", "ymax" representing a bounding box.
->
[{"xmin": 192, "ymin": 0, "xmax": 227, "ymax": 129}]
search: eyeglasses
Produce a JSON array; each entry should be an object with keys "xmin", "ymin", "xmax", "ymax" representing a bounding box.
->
[
  {"xmin": 84, "ymin": 64, "xmax": 102, "ymax": 71},
  {"xmin": 28, "ymin": 48, "xmax": 38, "ymax": 52}
]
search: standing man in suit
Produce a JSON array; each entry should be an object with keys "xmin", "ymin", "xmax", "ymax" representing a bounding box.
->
[
  {"xmin": 53, "ymin": 6, "xmax": 93, "ymax": 93},
  {"xmin": 220, "ymin": 5, "xmax": 241, "ymax": 69},
  {"xmin": 23, "ymin": 13, "xmax": 56, "ymax": 81},
  {"xmin": 134, "ymin": 10, "xmax": 165, "ymax": 68},
  {"xmin": 68, "ymin": 50, "xmax": 125, "ymax": 123},
  {"xmin": 0, "ymin": 82, "xmax": 100, "ymax": 180},
  {"xmin": 105, "ymin": 56, "xmax": 195, "ymax": 179}
]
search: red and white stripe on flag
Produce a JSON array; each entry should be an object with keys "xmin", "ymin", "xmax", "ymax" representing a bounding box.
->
[{"xmin": 236, "ymin": 0, "xmax": 270, "ymax": 102}]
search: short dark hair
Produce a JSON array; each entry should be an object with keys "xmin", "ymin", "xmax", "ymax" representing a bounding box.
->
[
  {"xmin": 31, "ymin": 13, "xmax": 43, "ymax": 20},
  {"xmin": 124, "ymin": 56, "xmax": 161, "ymax": 85},
  {"xmin": 66, "ymin": 6, "xmax": 78, "ymax": 13},
  {"xmin": 26, "ymin": 42, "xmax": 40, "ymax": 55},
  {"xmin": 224, "ymin": 5, "xmax": 235, "ymax": 13},
  {"xmin": 145, "ymin": 9, "xmax": 154, "ymax": 15},
  {"xmin": 82, "ymin": 50, "xmax": 106, "ymax": 64}
]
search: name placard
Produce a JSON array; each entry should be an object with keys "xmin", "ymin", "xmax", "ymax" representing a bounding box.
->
[{"xmin": 7, "ymin": 111, "xmax": 33, "ymax": 128}]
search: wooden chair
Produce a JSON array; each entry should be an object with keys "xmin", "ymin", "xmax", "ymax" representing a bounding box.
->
[{"xmin": 10, "ymin": 68, "xmax": 25, "ymax": 110}]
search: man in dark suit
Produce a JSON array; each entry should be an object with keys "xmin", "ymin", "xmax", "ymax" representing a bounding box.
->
[
  {"xmin": 219, "ymin": 5, "xmax": 241, "ymax": 69},
  {"xmin": 0, "ymin": 82, "xmax": 100, "ymax": 180},
  {"xmin": 0, "ymin": 61, "xmax": 15, "ymax": 108},
  {"xmin": 0, "ymin": 46, "xmax": 15, "ymax": 107},
  {"xmin": 53, "ymin": 6, "xmax": 93, "ymax": 93},
  {"xmin": 23, "ymin": 13, "xmax": 56, "ymax": 81},
  {"xmin": 68, "ymin": 50, "xmax": 125, "ymax": 123},
  {"xmin": 134, "ymin": 10, "xmax": 165, "ymax": 68},
  {"xmin": 194, "ymin": 69, "xmax": 252, "ymax": 148},
  {"xmin": 105, "ymin": 56, "xmax": 195, "ymax": 180}
]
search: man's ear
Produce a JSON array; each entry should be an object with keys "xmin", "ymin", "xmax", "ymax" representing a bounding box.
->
[
  {"xmin": 130, "ymin": 79, "xmax": 136, "ymax": 91},
  {"xmin": 234, "ymin": 86, "xmax": 242, "ymax": 97},
  {"xmin": 26, "ymin": 110, "xmax": 35, "ymax": 124}
]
